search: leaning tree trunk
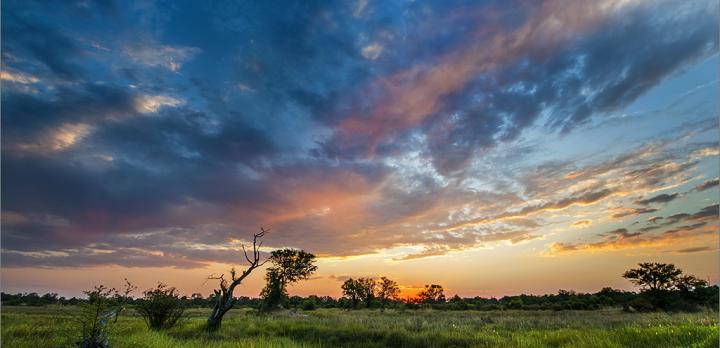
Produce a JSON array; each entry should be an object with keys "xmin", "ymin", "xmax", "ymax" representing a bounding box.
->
[
  {"xmin": 206, "ymin": 228, "xmax": 268, "ymax": 332},
  {"xmin": 207, "ymin": 283, "xmax": 237, "ymax": 331}
]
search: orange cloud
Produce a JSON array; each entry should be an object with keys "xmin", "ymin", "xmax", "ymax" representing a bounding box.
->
[{"xmin": 547, "ymin": 222, "xmax": 717, "ymax": 255}]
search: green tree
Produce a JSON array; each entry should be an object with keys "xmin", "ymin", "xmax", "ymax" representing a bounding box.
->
[
  {"xmin": 417, "ymin": 284, "xmax": 445, "ymax": 304},
  {"xmin": 622, "ymin": 262, "xmax": 682, "ymax": 292},
  {"xmin": 377, "ymin": 277, "xmax": 400, "ymax": 309},
  {"xmin": 357, "ymin": 277, "xmax": 376, "ymax": 308},
  {"xmin": 260, "ymin": 249, "xmax": 317, "ymax": 311},
  {"xmin": 341, "ymin": 278, "xmax": 363, "ymax": 309},
  {"xmin": 622, "ymin": 262, "xmax": 710, "ymax": 311},
  {"xmin": 675, "ymin": 274, "xmax": 708, "ymax": 292}
]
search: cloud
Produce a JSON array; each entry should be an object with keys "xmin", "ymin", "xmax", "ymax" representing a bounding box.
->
[
  {"xmin": 660, "ymin": 204, "xmax": 720, "ymax": 225},
  {"xmin": 50, "ymin": 123, "xmax": 92, "ymax": 151},
  {"xmin": 548, "ymin": 204, "xmax": 719, "ymax": 255},
  {"xmin": 441, "ymin": 189, "xmax": 615, "ymax": 232},
  {"xmin": 2, "ymin": 83, "xmax": 138, "ymax": 153},
  {"xmin": 327, "ymin": 275, "xmax": 352, "ymax": 282},
  {"xmin": 2, "ymin": 12, "xmax": 84, "ymax": 79},
  {"xmin": 124, "ymin": 44, "xmax": 201, "ymax": 72},
  {"xmin": 1, "ymin": 0, "xmax": 717, "ymax": 268},
  {"xmin": 690, "ymin": 147, "xmax": 720, "ymax": 160},
  {"xmin": 648, "ymin": 216, "xmax": 663, "ymax": 223},
  {"xmin": 599, "ymin": 228, "xmax": 641, "ymax": 239},
  {"xmin": 688, "ymin": 204, "xmax": 719, "ymax": 221},
  {"xmin": 663, "ymin": 222, "xmax": 708, "ymax": 235},
  {"xmin": 611, "ymin": 207, "xmax": 658, "ymax": 219},
  {"xmin": 635, "ymin": 192, "xmax": 680, "ymax": 205},
  {"xmin": 668, "ymin": 246, "xmax": 714, "ymax": 254},
  {"xmin": 571, "ymin": 220, "xmax": 592, "ymax": 228},
  {"xmin": 695, "ymin": 178, "xmax": 719, "ymax": 191},
  {"xmin": 318, "ymin": 0, "xmax": 718, "ymax": 175},
  {"xmin": 361, "ymin": 43, "xmax": 383, "ymax": 60},
  {"xmin": 547, "ymin": 221, "xmax": 716, "ymax": 255},
  {"xmin": 135, "ymin": 95, "xmax": 185, "ymax": 113},
  {"xmin": 1, "ymin": 71, "xmax": 39, "ymax": 84}
]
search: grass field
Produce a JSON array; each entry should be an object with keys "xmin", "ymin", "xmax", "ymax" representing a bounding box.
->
[{"xmin": 1, "ymin": 306, "xmax": 718, "ymax": 347}]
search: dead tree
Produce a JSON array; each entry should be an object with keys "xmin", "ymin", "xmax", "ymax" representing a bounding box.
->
[{"xmin": 206, "ymin": 228, "xmax": 268, "ymax": 331}]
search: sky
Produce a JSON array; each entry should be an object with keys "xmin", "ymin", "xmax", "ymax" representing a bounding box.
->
[{"xmin": 1, "ymin": 0, "xmax": 718, "ymax": 299}]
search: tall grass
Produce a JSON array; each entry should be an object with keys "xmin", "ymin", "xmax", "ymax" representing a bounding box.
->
[{"xmin": 2, "ymin": 306, "xmax": 717, "ymax": 347}]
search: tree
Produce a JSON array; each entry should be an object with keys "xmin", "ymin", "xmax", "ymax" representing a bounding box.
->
[
  {"xmin": 377, "ymin": 277, "xmax": 400, "ymax": 309},
  {"xmin": 417, "ymin": 284, "xmax": 445, "ymax": 304},
  {"xmin": 207, "ymin": 228, "xmax": 268, "ymax": 331},
  {"xmin": 260, "ymin": 248, "xmax": 317, "ymax": 311},
  {"xmin": 622, "ymin": 262, "xmax": 682, "ymax": 292},
  {"xmin": 357, "ymin": 277, "xmax": 376, "ymax": 308},
  {"xmin": 341, "ymin": 278, "xmax": 363, "ymax": 309},
  {"xmin": 622, "ymin": 262, "xmax": 711, "ymax": 311},
  {"xmin": 675, "ymin": 275, "xmax": 708, "ymax": 293},
  {"xmin": 136, "ymin": 283, "xmax": 185, "ymax": 330}
]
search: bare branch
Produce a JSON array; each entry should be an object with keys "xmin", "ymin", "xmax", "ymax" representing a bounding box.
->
[
  {"xmin": 206, "ymin": 227, "xmax": 270, "ymax": 331},
  {"xmin": 242, "ymin": 244, "xmax": 253, "ymax": 265}
]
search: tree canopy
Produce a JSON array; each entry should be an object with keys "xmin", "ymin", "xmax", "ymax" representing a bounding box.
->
[
  {"xmin": 260, "ymin": 249, "xmax": 317, "ymax": 311},
  {"xmin": 622, "ymin": 262, "xmax": 683, "ymax": 292}
]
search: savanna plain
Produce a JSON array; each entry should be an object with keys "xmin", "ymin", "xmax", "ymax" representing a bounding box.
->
[{"xmin": 2, "ymin": 306, "xmax": 718, "ymax": 348}]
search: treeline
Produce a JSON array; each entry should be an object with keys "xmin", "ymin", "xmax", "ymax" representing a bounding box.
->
[{"xmin": 4, "ymin": 285, "xmax": 716, "ymax": 312}]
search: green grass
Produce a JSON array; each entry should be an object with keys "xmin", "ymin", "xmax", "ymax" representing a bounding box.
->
[{"xmin": 2, "ymin": 306, "xmax": 717, "ymax": 347}]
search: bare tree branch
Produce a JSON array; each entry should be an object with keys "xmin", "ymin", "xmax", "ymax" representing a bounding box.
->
[{"xmin": 206, "ymin": 228, "xmax": 269, "ymax": 331}]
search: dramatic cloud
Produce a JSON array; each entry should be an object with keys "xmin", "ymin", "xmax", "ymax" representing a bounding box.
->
[{"xmin": 1, "ymin": 0, "xmax": 718, "ymax": 269}]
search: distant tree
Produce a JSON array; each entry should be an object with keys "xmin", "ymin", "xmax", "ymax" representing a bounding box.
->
[
  {"xmin": 136, "ymin": 283, "xmax": 185, "ymax": 330},
  {"xmin": 302, "ymin": 295, "xmax": 319, "ymax": 311},
  {"xmin": 623, "ymin": 262, "xmax": 712, "ymax": 311},
  {"xmin": 417, "ymin": 284, "xmax": 445, "ymax": 304},
  {"xmin": 622, "ymin": 263, "xmax": 682, "ymax": 292},
  {"xmin": 506, "ymin": 297, "xmax": 524, "ymax": 310},
  {"xmin": 260, "ymin": 248, "xmax": 317, "ymax": 311},
  {"xmin": 207, "ymin": 228, "xmax": 268, "ymax": 331},
  {"xmin": 674, "ymin": 275, "xmax": 708, "ymax": 292},
  {"xmin": 448, "ymin": 295, "xmax": 469, "ymax": 310},
  {"xmin": 357, "ymin": 277, "xmax": 376, "ymax": 308},
  {"xmin": 377, "ymin": 277, "xmax": 400, "ymax": 309},
  {"xmin": 189, "ymin": 293, "xmax": 205, "ymax": 307},
  {"xmin": 341, "ymin": 279, "xmax": 363, "ymax": 309},
  {"xmin": 41, "ymin": 293, "xmax": 59, "ymax": 304}
]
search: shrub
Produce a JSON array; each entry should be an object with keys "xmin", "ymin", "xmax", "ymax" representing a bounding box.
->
[
  {"xmin": 505, "ymin": 298, "xmax": 523, "ymax": 310},
  {"xmin": 135, "ymin": 283, "xmax": 185, "ymax": 330},
  {"xmin": 75, "ymin": 281, "xmax": 135, "ymax": 348},
  {"xmin": 302, "ymin": 298, "xmax": 317, "ymax": 311},
  {"xmin": 623, "ymin": 297, "xmax": 655, "ymax": 312}
]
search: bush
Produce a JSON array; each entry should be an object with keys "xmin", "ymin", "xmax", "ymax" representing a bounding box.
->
[
  {"xmin": 135, "ymin": 283, "xmax": 185, "ymax": 330},
  {"xmin": 302, "ymin": 299, "xmax": 317, "ymax": 311},
  {"xmin": 623, "ymin": 297, "xmax": 655, "ymax": 312},
  {"xmin": 75, "ymin": 281, "xmax": 135, "ymax": 348},
  {"xmin": 505, "ymin": 298, "xmax": 523, "ymax": 310}
]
